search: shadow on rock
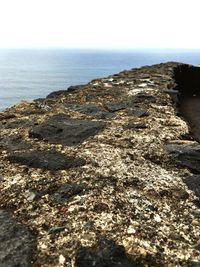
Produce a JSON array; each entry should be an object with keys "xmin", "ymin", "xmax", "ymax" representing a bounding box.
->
[
  {"xmin": 165, "ymin": 143, "xmax": 200, "ymax": 173},
  {"xmin": 75, "ymin": 237, "xmax": 137, "ymax": 267},
  {"xmin": 29, "ymin": 114, "xmax": 106, "ymax": 146},
  {"xmin": 0, "ymin": 210, "xmax": 36, "ymax": 267},
  {"xmin": 7, "ymin": 150, "xmax": 86, "ymax": 170}
]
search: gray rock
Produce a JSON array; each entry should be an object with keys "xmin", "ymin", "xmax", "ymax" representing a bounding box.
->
[
  {"xmin": 29, "ymin": 114, "xmax": 106, "ymax": 146},
  {"xmin": 104, "ymin": 101, "xmax": 127, "ymax": 112},
  {"xmin": 0, "ymin": 210, "xmax": 36, "ymax": 267},
  {"xmin": 46, "ymin": 85, "xmax": 86, "ymax": 98},
  {"xmin": 128, "ymin": 93, "xmax": 156, "ymax": 105},
  {"xmin": 127, "ymin": 109, "xmax": 149, "ymax": 117},
  {"xmin": 165, "ymin": 143, "xmax": 200, "ymax": 173},
  {"xmin": 0, "ymin": 138, "xmax": 32, "ymax": 151},
  {"xmin": 189, "ymin": 262, "xmax": 200, "ymax": 267},
  {"xmin": 75, "ymin": 237, "xmax": 137, "ymax": 267},
  {"xmin": 24, "ymin": 190, "xmax": 41, "ymax": 202},
  {"xmin": 3, "ymin": 119, "xmax": 34, "ymax": 129},
  {"xmin": 194, "ymin": 244, "xmax": 200, "ymax": 251},
  {"xmin": 7, "ymin": 150, "xmax": 86, "ymax": 170},
  {"xmin": 64, "ymin": 103, "xmax": 113, "ymax": 119},
  {"xmin": 48, "ymin": 226, "xmax": 65, "ymax": 234},
  {"xmin": 184, "ymin": 175, "xmax": 200, "ymax": 198},
  {"xmin": 51, "ymin": 183, "xmax": 86, "ymax": 204}
]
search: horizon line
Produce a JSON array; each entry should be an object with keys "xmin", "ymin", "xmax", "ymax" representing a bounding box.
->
[{"xmin": 0, "ymin": 47, "xmax": 200, "ymax": 51}]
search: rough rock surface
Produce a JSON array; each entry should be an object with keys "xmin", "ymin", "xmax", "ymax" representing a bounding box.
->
[
  {"xmin": 75, "ymin": 237, "xmax": 136, "ymax": 267},
  {"xmin": 64, "ymin": 102, "xmax": 113, "ymax": 119},
  {"xmin": 29, "ymin": 114, "xmax": 106, "ymax": 146},
  {"xmin": 166, "ymin": 143, "xmax": 200, "ymax": 173},
  {"xmin": 184, "ymin": 175, "xmax": 200, "ymax": 199},
  {"xmin": 0, "ymin": 210, "xmax": 36, "ymax": 267},
  {"xmin": 1, "ymin": 62, "xmax": 200, "ymax": 266},
  {"xmin": 7, "ymin": 150, "xmax": 86, "ymax": 170}
]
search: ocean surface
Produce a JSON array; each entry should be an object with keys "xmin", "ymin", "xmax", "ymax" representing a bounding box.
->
[{"xmin": 0, "ymin": 48, "xmax": 200, "ymax": 111}]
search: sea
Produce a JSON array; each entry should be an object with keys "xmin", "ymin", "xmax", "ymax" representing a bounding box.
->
[{"xmin": 0, "ymin": 48, "xmax": 200, "ymax": 111}]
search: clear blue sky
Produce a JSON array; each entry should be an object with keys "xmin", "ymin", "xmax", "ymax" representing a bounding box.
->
[{"xmin": 0, "ymin": 0, "xmax": 199, "ymax": 49}]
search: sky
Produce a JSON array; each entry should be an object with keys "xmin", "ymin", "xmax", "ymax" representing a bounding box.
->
[{"xmin": 0, "ymin": 0, "xmax": 200, "ymax": 49}]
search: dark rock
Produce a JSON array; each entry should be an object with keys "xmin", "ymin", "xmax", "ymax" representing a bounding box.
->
[
  {"xmin": 0, "ymin": 114, "xmax": 16, "ymax": 121},
  {"xmin": 46, "ymin": 90, "xmax": 68, "ymax": 99},
  {"xmin": 75, "ymin": 237, "xmax": 136, "ymax": 267},
  {"xmin": 103, "ymin": 94, "xmax": 155, "ymax": 114},
  {"xmin": 130, "ymin": 93, "xmax": 156, "ymax": 104},
  {"xmin": 64, "ymin": 103, "xmax": 113, "ymax": 119},
  {"xmin": 184, "ymin": 175, "xmax": 200, "ymax": 198},
  {"xmin": 189, "ymin": 262, "xmax": 200, "ymax": 267},
  {"xmin": 0, "ymin": 138, "xmax": 32, "ymax": 151},
  {"xmin": 51, "ymin": 183, "xmax": 86, "ymax": 204},
  {"xmin": 3, "ymin": 119, "xmax": 34, "ymax": 129},
  {"xmin": 68, "ymin": 85, "xmax": 86, "ymax": 92},
  {"xmin": 104, "ymin": 102, "xmax": 127, "ymax": 112},
  {"xmin": 46, "ymin": 85, "xmax": 86, "ymax": 98},
  {"xmin": 124, "ymin": 123, "xmax": 147, "ymax": 130},
  {"xmin": 48, "ymin": 226, "xmax": 65, "ymax": 234},
  {"xmin": 123, "ymin": 177, "xmax": 143, "ymax": 187},
  {"xmin": 165, "ymin": 144, "xmax": 200, "ymax": 173},
  {"xmin": 0, "ymin": 210, "xmax": 36, "ymax": 267},
  {"xmin": 159, "ymin": 187, "xmax": 189, "ymax": 200},
  {"xmin": 94, "ymin": 202, "xmax": 110, "ymax": 212},
  {"xmin": 24, "ymin": 189, "xmax": 41, "ymax": 202},
  {"xmin": 34, "ymin": 97, "xmax": 45, "ymax": 102},
  {"xmin": 7, "ymin": 150, "xmax": 86, "ymax": 170},
  {"xmin": 194, "ymin": 244, "xmax": 200, "ymax": 251},
  {"xmin": 29, "ymin": 114, "xmax": 106, "ymax": 146}
]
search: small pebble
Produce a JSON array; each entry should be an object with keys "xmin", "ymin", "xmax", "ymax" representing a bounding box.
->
[
  {"xmin": 192, "ymin": 219, "xmax": 200, "ymax": 226},
  {"xmin": 48, "ymin": 226, "xmax": 65, "ymax": 234}
]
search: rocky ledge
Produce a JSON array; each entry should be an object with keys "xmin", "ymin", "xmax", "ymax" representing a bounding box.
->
[{"xmin": 1, "ymin": 62, "xmax": 200, "ymax": 266}]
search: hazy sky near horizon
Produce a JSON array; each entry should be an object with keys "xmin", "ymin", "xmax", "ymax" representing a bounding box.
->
[{"xmin": 0, "ymin": 0, "xmax": 200, "ymax": 49}]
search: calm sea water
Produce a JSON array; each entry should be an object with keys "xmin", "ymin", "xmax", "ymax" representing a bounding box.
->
[{"xmin": 0, "ymin": 48, "xmax": 200, "ymax": 111}]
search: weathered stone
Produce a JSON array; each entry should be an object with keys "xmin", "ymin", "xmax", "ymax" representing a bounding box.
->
[
  {"xmin": 0, "ymin": 137, "xmax": 32, "ymax": 151},
  {"xmin": 46, "ymin": 85, "xmax": 86, "ymax": 98},
  {"xmin": 29, "ymin": 114, "xmax": 106, "ymax": 146},
  {"xmin": 51, "ymin": 183, "xmax": 86, "ymax": 204},
  {"xmin": 48, "ymin": 226, "xmax": 65, "ymax": 234},
  {"xmin": 184, "ymin": 175, "xmax": 200, "ymax": 198},
  {"xmin": 165, "ymin": 144, "xmax": 200, "ymax": 173},
  {"xmin": 104, "ymin": 101, "xmax": 127, "ymax": 112},
  {"xmin": 75, "ymin": 237, "xmax": 136, "ymax": 267},
  {"xmin": 0, "ymin": 210, "xmax": 36, "ymax": 267},
  {"xmin": 126, "ymin": 93, "xmax": 156, "ymax": 105},
  {"xmin": 4, "ymin": 119, "xmax": 34, "ymax": 129},
  {"xmin": 24, "ymin": 189, "xmax": 41, "ymax": 202},
  {"xmin": 64, "ymin": 103, "xmax": 113, "ymax": 119},
  {"xmin": 189, "ymin": 261, "xmax": 200, "ymax": 267},
  {"xmin": 194, "ymin": 244, "xmax": 200, "ymax": 251},
  {"xmin": 7, "ymin": 150, "xmax": 86, "ymax": 170}
]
